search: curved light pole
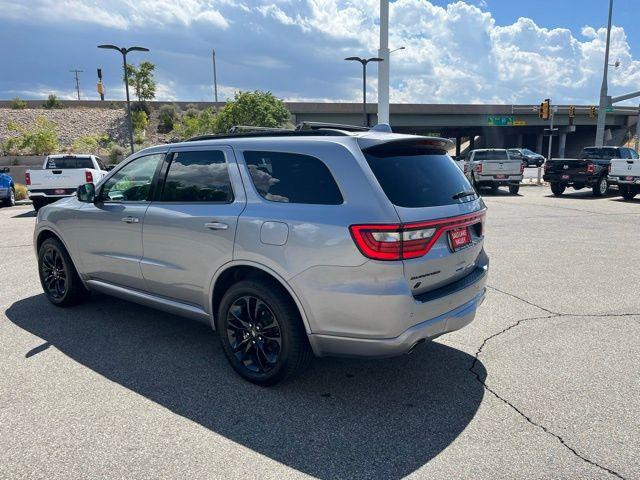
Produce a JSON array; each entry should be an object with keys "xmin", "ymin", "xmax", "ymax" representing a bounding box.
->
[
  {"xmin": 345, "ymin": 56, "xmax": 383, "ymax": 127},
  {"xmin": 98, "ymin": 44, "xmax": 150, "ymax": 154}
]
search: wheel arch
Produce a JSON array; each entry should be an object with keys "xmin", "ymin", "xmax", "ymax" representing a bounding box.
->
[
  {"xmin": 209, "ymin": 261, "xmax": 312, "ymax": 335},
  {"xmin": 35, "ymin": 228, "xmax": 88, "ymax": 289}
]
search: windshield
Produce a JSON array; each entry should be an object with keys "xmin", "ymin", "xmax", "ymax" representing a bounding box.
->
[
  {"xmin": 363, "ymin": 147, "xmax": 477, "ymax": 208},
  {"xmin": 473, "ymin": 150, "xmax": 509, "ymax": 161},
  {"xmin": 580, "ymin": 148, "xmax": 619, "ymax": 160},
  {"xmin": 46, "ymin": 157, "xmax": 94, "ymax": 169}
]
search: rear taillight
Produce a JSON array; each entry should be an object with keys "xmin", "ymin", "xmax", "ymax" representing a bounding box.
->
[
  {"xmin": 85, "ymin": 170, "xmax": 93, "ymax": 183},
  {"xmin": 350, "ymin": 211, "xmax": 486, "ymax": 261},
  {"xmin": 608, "ymin": 163, "xmax": 612, "ymax": 173},
  {"xmin": 475, "ymin": 163, "xmax": 483, "ymax": 173},
  {"xmin": 586, "ymin": 162, "xmax": 595, "ymax": 174},
  {"xmin": 463, "ymin": 164, "xmax": 468, "ymax": 173},
  {"xmin": 25, "ymin": 172, "xmax": 31, "ymax": 185},
  {"xmin": 520, "ymin": 162, "xmax": 525, "ymax": 173},
  {"xmin": 544, "ymin": 162, "xmax": 549, "ymax": 173}
]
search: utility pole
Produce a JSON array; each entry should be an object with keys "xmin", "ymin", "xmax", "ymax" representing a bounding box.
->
[
  {"xmin": 377, "ymin": 0, "xmax": 390, "ymax": 125},
  {"xmin": 595, "ymin": 0, "xmax": 614, "ymax": 147},
  {"xmin": 70, "ymin": 69, "xmax": 83, "ymax": 100},
  {"xmin": 636, "ymin": 104, "xmax": 640, "ymax": 152},
  {"xmin": 212, "ymin": 49, "xmax": 219, "ymax": 105}
]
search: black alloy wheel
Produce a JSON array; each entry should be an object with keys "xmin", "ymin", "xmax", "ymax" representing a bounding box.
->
[
  {"xmin": 40, "ymin": 246, "xmax": 68, "ymax": 300},
  {"xmin": 226, "ymin": 295, "xmax": 282, "ymax": 374}
]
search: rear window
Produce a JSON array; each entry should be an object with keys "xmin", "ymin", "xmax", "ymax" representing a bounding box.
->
[
  {"xmin": 363, "ymin": 147, "xmax": 477, "ymax": 208},
  {"xmin": 244, "ymin": 151, "xmax": 343, "ymax": 205},
  {"xmin": 580, "ymin": 148, "xmax": 620, "ymax": 159},
  {"xmin": 473, "ymin": 150, "xmax": 508, "ymax": 161},
  {"xmin": 46, "ymin": 157, "xmax": 94, "ymax": 169}
]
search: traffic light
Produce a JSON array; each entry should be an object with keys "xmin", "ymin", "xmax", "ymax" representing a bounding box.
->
[
  {"xmin": 539, "ymin": 99, "xmax": 551, "ymax": 120},
  {"xmin": 568, "ymin": 105, "xmax": 576, "ymax": 118},
  {"xmin": 589, "ymin": 106, "xmax": 597, "ymax": 118}
]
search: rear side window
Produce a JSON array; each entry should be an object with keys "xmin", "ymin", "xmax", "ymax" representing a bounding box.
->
[
  {"xmin": 46, "ymin": 157, "xmax": 94, "ymax": 169},
  {"xmin": 473, "ymin": 150, "xmax": 508, "ymax": 161},
  {"xmin": 243, "ymin": 151, "xmax": 343, "ymax": 205},
  {"xmin": 363, "ymin": 147, "xmax": 476, "ymax": 208},
  {"xmin": 161, "ymin": 150, "xmax": 233, "ymax": 203}
]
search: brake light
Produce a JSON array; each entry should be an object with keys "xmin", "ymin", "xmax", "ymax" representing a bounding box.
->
[
  {"xmin": 463, "ymin": 163, "xmax": 468, "ymax": 174},
  {"xmin": 544, "ymin": 162, "xmax": 549, "ymax": 173},
  {"xmin": 586, "ymin": 162, "xmax": 595, "ymax": 174},
  {"xmin": 475, "ymin": 163, "xmax": 483, "ymax": 173},
  {"xmin": 520, "ymin": 162, "xmax": 525, "ymax": 173},
  {"xmin": 85, "ymin": 170, "xmax": 93, "ymax": 183},
  {"xmin": 350, "ymin": 211, "xmax": 486, "ymax": 261},
  {"xmin": 25, "ymin": 172, "xmax": 31, "ymax": 186},
  {"xmin": 608, "ymin": 163, "xmax": 612, "ymax": 173}
]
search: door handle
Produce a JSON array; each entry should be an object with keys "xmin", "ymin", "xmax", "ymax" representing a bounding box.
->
[
  {"xmin": 121, "ymin": 216, "xmax": 140, "ymax": 224},
  {"xmin": 205, "ymin": 221, "xmax": 229, "ymax": 230}
]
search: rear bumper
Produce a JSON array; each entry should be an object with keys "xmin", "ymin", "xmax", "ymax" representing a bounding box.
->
[
  {"xmin": 609, "ymin": 175, "xmax": 640, "ymax": 185},
  {"xmin": 475, "ymin": 174, "xmax": 523, "ymax": 185},
  {"xmin": 543, "ymin": 173, "xmax": 596, "ymax": 185},
  {"xmin": 28, "ymin": 189, "xmax": 76, "ymax": 199},
  {"xmin": 0, "ymin": 187, "xmax": 9, "ymax": 198},
  {"xmin": 303, "ymin": 257, "xmax": 489, "ymax": 358}
]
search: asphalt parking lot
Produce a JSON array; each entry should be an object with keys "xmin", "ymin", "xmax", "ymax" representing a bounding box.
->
[{"xmin": 1, "ymin": 187, "xmax": 639, "ymax": 480}]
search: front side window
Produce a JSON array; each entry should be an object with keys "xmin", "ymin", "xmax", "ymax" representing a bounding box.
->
[
  {"xmin": 160, "ymin": 150, "xmax": 233, "ymax": 202},
  {"xmin": 244, "ymin": 151, "xmax": 343, "ymax": 205},
  {"xmin": 98, "ymin": 153, "xmax": 164, "ymax": 202}
]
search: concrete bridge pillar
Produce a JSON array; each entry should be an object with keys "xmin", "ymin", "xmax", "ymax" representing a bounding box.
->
[
  {"xmin": 455, "ymin": 137, "xmax": 462, "ymax": 157},
  {"xmin": 536, "ymin": 134, "xmax": 544, "ymax": 155},
  {"xmin": 469, "ymin": 135, "xmax": 476, "ymax": 151},
  {"xmin": 516, "ymin": 133, "xmax": 523, "ymax": 148},
  {"xmin": 558, "ymin": 132, "xmax": 567, "ymax": 158}
]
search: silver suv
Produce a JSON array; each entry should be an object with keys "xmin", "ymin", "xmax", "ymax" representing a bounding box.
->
[{"xmin": 34, "ymin": 125, "xmax": 489, "ymax": 385}]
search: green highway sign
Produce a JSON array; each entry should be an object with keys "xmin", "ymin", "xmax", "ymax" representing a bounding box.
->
[
  {"xmin": 487, "ymin": 116, "xmax": 515, "ymax": 126},
  {"xmin": 606, "ymin": 107, "xmax": 615, "ymax": 113}
]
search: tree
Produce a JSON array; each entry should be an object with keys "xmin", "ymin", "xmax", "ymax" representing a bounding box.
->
[
  {"xmin": 213, "ymin": 91, "xmax": 291, "ymax": 134},
  {"xmin": 175, "ymin": 108, "xmax": 217, "ymax": 139},
  {"xmin": 124, "ymin": 61, "xmax": 156, "ymax": 106}
]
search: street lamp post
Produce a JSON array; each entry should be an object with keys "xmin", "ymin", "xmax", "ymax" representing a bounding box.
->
[
  {"xmin": 212, "ymin": 49, "xmax": 219, "ymax": 105},
  {"xmin": 345, "ymin": 56, "xmax": 383, "ymax": 127},
  {"xmin": 595, "ymin": 0, "xmax": 614, "ymax": 147},
  {"xmin": 98, "ymin": 44, "xmax": 150, "ymax": 154}
]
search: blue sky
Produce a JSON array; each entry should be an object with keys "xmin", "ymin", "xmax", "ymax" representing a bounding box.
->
[{"xmin": 0, "ymin": 0, "xmax": 639, "ymax": 105}]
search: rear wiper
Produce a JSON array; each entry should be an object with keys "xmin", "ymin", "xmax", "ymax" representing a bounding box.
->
[{"xmin": 452, "ymin": 190, "xmax": 477, "ymax": 200}]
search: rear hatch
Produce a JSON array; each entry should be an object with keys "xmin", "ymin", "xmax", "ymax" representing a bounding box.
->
[
  {"xmin": 474, "ymin": 150, "xmax": 522, "ymax": 176},
  {"xmin": 359, "ymin": 139, "xmax": 486, "ymax": 296}
]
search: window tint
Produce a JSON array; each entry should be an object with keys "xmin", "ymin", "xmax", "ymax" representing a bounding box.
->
[
  {"xmin": 472, "ymin": 150, "xmax": 508, "ymax": 161},
  {"xmin": 581, "ymin": 147, "xmax": 620, "ymax": 159},
  {"xmin": 631, "ymin": 150, "xmax": 639, "ymax": 159},
  {"xmin": 161, "ymin": 150, "xmax": 233, "ymax": 202},
  {"xmin": 46, "ymin": 157, "xmax": 94, "ymax": 169},
  {"xmin": 244, "ymin": 151, "xmax": 343, "ymax": 205},
  {"xmin": 363, "ymin": 147, "xmax": 477, "ymax": 208},
  {"xmin": 99, "ymin": 153, "xmax": 164, "ymax": 202},
  {"xmin": 95, "ymin": 157, "xmax": 107, "ymax": 170}
]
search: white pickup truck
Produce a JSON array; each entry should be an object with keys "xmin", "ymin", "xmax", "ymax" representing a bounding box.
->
[
  {"xmin": 26, "ymin": 154, "xmax": 108, "ymax": 211},
  {"xmin": 608, "ymin": 149, "xmax": 640, "ymax": 200},
  {"xmin": 467, "ymin": 149, "xmax": 524, "ymax": 195}
]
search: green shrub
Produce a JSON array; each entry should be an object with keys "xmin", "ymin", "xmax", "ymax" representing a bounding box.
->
[
  {"xmin": 43, "ymin": 94, "xmax": 63, "ymax": 109},
  {"xmin": 109, "ymin": 145, "xmax": 127, "ymax": 164},
  {"xmin": 134, "ymin": 132, "xmax": 145, "ymax": 145},
  {"xmin": 131, "ymin": 110, "xmax": 148, "ymax": 134},
  {"xmin": 10, "ymin": 97, "xmax": 27, "ymax": 109},
  {"xmin": 158, "ymin": 104, "xmax": 179, "ymax": 131},
  {"xmin": 184, "ymin": 107, "xmax": 200, "ymax": 119},
  {"xmin": 14, "ymin": 184, "xmax": 28, "ymax": 201},
  {"xmin": 7, "ymin": 117, "xmax": 59, "ymax": 155},
  {"xmin": 72, "ymin": 133, "xmax": 111, "ymax": 155},
  {"xmin": 175, "ymin": 107, "xmax": 217, "ymax": 139},
  {"xmin": 213, "ymin": 91, "xmax": 291, "ymax": 134}
]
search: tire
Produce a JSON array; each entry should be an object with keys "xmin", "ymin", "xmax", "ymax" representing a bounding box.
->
[
  {"xmin": 490, "ymin": 183, "xmax": 499, "ymax": 193},
  {"xmin": 593, "ymin": 176, "xmax": 608, "ymax": 197},
  {"xmin": 216, "ymin": 278, "xmax": 313, "ymax": 386},
  {"xmin": 2, "ymin": 187, "xmax": 15, "ymax": 207},
  {"xmin": 38, "ymin": 237, "xmax": 89, "ymax": 307},
  {"xmin": 551, "ymin": 183, "xmax": 565, "ymax": 196},
  {"xmin": 508, "ymin": 184, "xmax": 520, "ymax": 195},
  {"xmin": 620, "ymin": 185, "xmax": 638, "ymax": 201}
]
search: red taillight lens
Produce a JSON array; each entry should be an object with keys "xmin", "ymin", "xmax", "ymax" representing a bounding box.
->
[
  {"xmin": 475, "ymin": 163, "xmax": 483, "ymax": 173},
  {"xmin": 586, "ymin": 162, "xmax": 595, "ymax": 174},
  {"xmin": 463, "ymin": 164, "xmax": 468, "ymax": 173},
  {"xmin": 520, "ymin": 162, "xmax": 525, "ymax": 173},
  {"xmin": 25, "ymin": 172, "xmax": 31, "ymax": 185},
  {"xmin": 608, "ymin": 163, "xmax": 612, "ymax": 173},
  {"xmin": 350, "ymin": 211, "xmax": 486, "ymax": 261},
  {"xmin": 544, "ymin": 162, "xmax": 549, "ymax": 173},
  {"xmin": 85, "ymin": 170, "xmax": 93, "ymax": 183}
]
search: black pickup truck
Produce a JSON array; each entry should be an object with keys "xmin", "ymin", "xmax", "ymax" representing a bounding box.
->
[{"xmin": 543, "ymin": 146, "xmax": 636, "ymax": 197}]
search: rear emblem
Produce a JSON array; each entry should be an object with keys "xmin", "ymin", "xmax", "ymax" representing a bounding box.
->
[{"xmin": 563, "ymin": 165, "xmax": 569, "ymax": 170}]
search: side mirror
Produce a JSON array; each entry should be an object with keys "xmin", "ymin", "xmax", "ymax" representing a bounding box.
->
[{"xmin": 77, "ymin": 183, "xmax": 96, "ymax": 203}]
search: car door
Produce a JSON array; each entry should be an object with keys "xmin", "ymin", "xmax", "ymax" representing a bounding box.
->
[
  {"xmin": 73, "ymin": 152, "xmax": 166, "ymax": 290},
  {"xmin": 140, "ymin": 145, "xmax": 246, "ymax": 309}
]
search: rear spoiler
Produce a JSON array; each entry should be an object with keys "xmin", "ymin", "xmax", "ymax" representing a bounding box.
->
[{"xmin": 357, "ymin": 136, "xmax": 454, "ymax": 152}]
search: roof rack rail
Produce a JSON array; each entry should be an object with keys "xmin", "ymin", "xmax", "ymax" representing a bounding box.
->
[
  {"xmin": 227, "ymin": 125, "xmax": 292, "ymax": 134},
  {"xmin": 295, "ymin": 121, "xmax": 369, "ymax": 132},
  {"xmin": 187, "ymin": 129, "xmax": 351, "ymax": 142}
]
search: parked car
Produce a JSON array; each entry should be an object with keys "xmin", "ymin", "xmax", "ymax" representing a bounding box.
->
[
  {"xmin": 608, "ymin": 148, "xmax": 640, "ymax": 200},
  {"xmin": 25, "ymin": 154, "xmax": 108, "ymax": 211},
  {"xmin": 452, "ymin": 155, "xmax": 469, "ymax": 174},
  {"xmin": 0, "ymin": 167, "xmax": 16, "ymax": 207},
  {"xmin": 467, "ymin": 149, "xmax": 524, "ymax": 194},
  {"xmin": 507, "ymin": 148, "xmax": 545, "ymax": 167},
  {"xmin": 33, "ymin": 125, "xmax": 489, "ymax": 385},
  {"xmin": 543, "ymin": 146, "xmax": 635, "ymax": 197}
]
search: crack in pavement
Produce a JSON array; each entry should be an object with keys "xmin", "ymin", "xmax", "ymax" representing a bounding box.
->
[
  {"xmin": 0, "ymin": 244, "xmax": 32, "ymax": 249},
  {"xmin": 471, "ymin": 286, "xmax": 635, "ymax": 479}
]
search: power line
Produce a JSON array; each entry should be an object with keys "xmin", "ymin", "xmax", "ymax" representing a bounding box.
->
[{"xmin": 69, "ymin": 69, "xmax": 83, "ymax": 100}]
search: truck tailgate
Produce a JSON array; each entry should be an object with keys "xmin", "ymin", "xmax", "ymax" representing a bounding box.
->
[
  {"xmin": 610, "ymin": 159, "xmax": 640, "ymax": 178},
  {"xmin": 28, "ymin": 169, "xmax": 88, "ymax": 189},
  {"xmin": 545, "ymin": 159, "xmax": 590, "ymax": 176},
  {"xmin": 481, "ymin": 160, "xmax": 522, "ymax": 175}
]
